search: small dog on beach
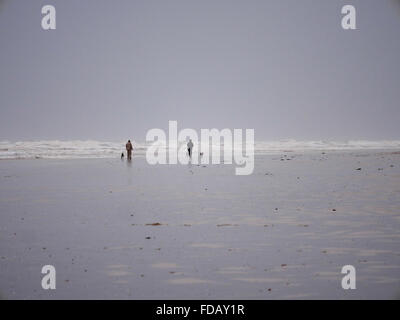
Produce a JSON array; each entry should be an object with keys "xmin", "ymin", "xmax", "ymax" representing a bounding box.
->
[{"xmin": 121, "ymin": 152, "xmax": 124, "ymax": 159}]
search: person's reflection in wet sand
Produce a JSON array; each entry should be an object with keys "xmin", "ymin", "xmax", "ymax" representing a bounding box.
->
[
  {"xmin": 125, "ymin": 156, "xmax": 133, "ymax": 184},
  {"xmin": 187, "ymin": 156, "xmax": 195, "ymax": 175}
]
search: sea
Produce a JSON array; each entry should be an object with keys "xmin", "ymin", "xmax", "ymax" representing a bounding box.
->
[{"xmin": 0, "ymin": 140, "xmax": 399, "ymax": 160}]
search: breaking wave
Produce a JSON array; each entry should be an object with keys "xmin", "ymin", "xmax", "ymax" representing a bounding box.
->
[{"xmin": 0, "ymin": 139, "xmax": 399, "ymax": 160}]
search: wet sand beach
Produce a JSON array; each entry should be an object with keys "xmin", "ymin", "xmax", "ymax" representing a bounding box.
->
[{"xmin": 0, "ymin": 151, "xmax": 399, "ymax": 299}]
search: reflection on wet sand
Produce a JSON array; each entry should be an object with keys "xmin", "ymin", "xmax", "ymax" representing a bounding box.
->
[
  {"xmin": 167, "ymin": 278, "xmax": 216, "ymax": 285},
  {"xmin": 0, "ymin": 151, "xmax": 399, "ymax": 299}
]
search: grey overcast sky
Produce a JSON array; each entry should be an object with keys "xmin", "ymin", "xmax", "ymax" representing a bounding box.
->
[{"xmin": 0, "ymin": 0, "xmax": 399, "ymax": 141}]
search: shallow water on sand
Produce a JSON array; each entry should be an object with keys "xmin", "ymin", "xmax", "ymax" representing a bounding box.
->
[{"xmin": 0, "ymin": 151, "xmax": 399, "ymax": 299}]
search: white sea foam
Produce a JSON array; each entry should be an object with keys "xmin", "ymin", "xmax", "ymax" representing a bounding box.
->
[
  {"xmin": 0, "ymin": 140, "xmax": 147, "ymax": 160},
  {"xmin": 0, "ymin": 139, "xmax": 399, "ymax": 160}
]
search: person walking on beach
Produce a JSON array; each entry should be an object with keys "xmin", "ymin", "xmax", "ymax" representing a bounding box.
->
[
  {"xmin": 126, "ymin": 140, "xmax": 133, "ymax": 160},
  {"xmin": 187, "ymin": 139, "xmax": 194, "ymax": 158}
]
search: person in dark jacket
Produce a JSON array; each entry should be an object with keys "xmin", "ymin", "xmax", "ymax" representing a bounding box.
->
[{"xmin": 125, "ymin": 140, "xmax": 133, "ymax": 160}]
